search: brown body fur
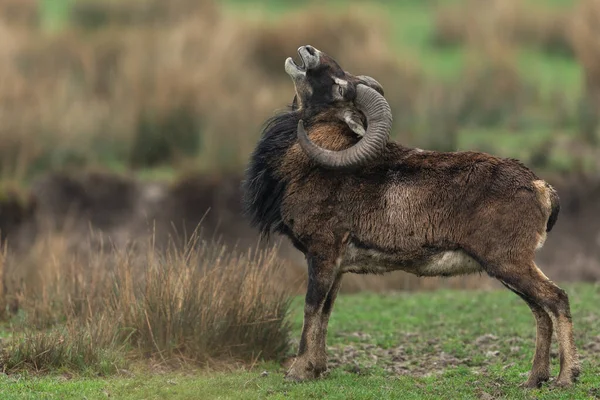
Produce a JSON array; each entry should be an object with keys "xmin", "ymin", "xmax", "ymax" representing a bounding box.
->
[
  {"xmin": 243, "ymin": 46, "xmax": 579, "ymax": 389},
  {"xmin": 282, "ymin": 127, "xmax": 547, "ymax": 270}
]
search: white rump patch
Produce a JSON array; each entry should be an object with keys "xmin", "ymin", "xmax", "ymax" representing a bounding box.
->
[
  {"xmin": 532, "ymin": 180, "xmax": 551, "ymax": 209},
  {"xmin": 532, "ymin": 179, "xmax": 552, "ymax": 251},
  {"xmin": 536, "ymin": 231, "xmax": 547, "ymax": 250},
  {"xmin": 341, "ymin": 243, "xmax": 396, "ymax": 275}
]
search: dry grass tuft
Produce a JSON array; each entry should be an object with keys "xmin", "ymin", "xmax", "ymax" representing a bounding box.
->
[
  {"xmin": 0, "ymin": 231, "xmax": 292, "ymax": 373},
  {"xmin": 1, "ymin": 317, "xmax": 125, "ymax": 375},
  {"xmin": 117, "ymin": 240, "xmax": 292, "ymax": 364}
]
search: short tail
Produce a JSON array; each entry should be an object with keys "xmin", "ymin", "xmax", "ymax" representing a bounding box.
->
[{"xmin": 546, "ymin": 184, "xmax": 560, "ymax": 232}]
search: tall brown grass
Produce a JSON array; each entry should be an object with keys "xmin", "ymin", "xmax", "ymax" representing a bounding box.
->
[
  {"xmin": 570, "ymin": 0, "xmax": 600, "ymax": 146},
  {"xmin": 0, "ymin": 0, "xmax": 421, "ymax": 180},
  {"xmin": 430, "ymin": 0, "xmax": 600, "ymax": 153},
  {"xmin": 0, "ymin": 231, "xmax": 292, "ymax": 373},
  {"xmin": 0, "ymin": 0, "xmax": 38, "ymax": 30},
  {"xmin": 69, "ymin": 0, "xmax": 219, "ymax": 30},
  {"xmin": 432, "ymin": 0, "xmax": 572, "ymax": 56},
  {"xmin": 0, "ymin": 0, "xmax": 593, "ymax": 183}
]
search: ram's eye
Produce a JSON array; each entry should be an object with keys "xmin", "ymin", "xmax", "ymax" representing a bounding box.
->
[{"xmin": 338, "ymin": 86, "xmax": 344, "ymax": 96}]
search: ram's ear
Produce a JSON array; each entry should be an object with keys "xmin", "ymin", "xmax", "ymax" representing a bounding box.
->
[
  {"xmin": 291, "ymin": 94, "xmax": 299, "ymax": 110},
  {"xmin": 338, "ymin": 109, "xmax": 366, "ymax": 137}
]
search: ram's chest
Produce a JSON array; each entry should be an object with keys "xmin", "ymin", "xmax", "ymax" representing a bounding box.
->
[{"xmin": 339, "ymin": 242, "xmax": 483, "ymax": 277}]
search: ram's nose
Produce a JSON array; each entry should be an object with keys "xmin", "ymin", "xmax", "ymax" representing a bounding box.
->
[
  {"xmin": 298, "ymin": 45, "xmax": 321, "ymax": 70},
  {"xmin": 301, "ymin": 45, "xmax": 316, "ymax": 56}
]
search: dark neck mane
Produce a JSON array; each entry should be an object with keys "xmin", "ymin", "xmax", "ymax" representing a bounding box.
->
[{"xmin": 241, "ymin": 108, "xmax": 300, "ymax": 239}]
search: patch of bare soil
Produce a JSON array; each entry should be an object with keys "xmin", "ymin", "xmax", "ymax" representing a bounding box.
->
[
  {"xmin": 582, "ymin": 335, "xmax": 600, "ymax": 359},
  {"xmin": 320, "ymin": 329, "xmax": 600, "ymax": 380},
  {"xmin": 323, "ymin": 331, "xmax": 521, "ymax": 378}
]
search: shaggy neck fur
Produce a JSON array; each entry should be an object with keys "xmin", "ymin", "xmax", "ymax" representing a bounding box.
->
[{"xmin": 242, "ymin": 107, "xmax": 300, "ymax": 240}]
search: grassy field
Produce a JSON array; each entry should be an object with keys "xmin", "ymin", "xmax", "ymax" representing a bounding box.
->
[
  {"xmin": 2, "ymin": 1, "xmax": 599, "ymax": 399},
  {"xmin": 2, "ymin": 283, "xmax": 599, "ymax": 399}
]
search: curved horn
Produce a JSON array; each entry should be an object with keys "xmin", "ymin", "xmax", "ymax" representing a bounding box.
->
[
  {"xmin": 297, "ymin": 84, "xmax": 392, "ymax": 170},
  {"xmin": 357, "ymin": 75, "xmax": 384, "ymax": 96}
]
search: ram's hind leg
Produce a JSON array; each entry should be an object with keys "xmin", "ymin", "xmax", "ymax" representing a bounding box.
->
[{"xmin": 492, "ymin": 261, "xmax": 580, "ymax": 388}]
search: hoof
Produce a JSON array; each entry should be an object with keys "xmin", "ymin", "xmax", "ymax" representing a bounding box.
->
[
  {"xmin": 284, "ymin": 359, "xmax": 324, "ymax": 383},
  {"xmin": 520, "ymin": 377, "xmax": 548, "ymax": 390},
  {"xmin": 520, "ymin": 370, "xmax": 550, "ymax": 389},
  {"xmin": 284, "ymin": 370, "xmax": 318, "ymax": 383},
  {"xmin": 553, "ymin": 365, "xmax": 581, "ymax": 388},
  {"xmin": 553, "ymin": 378, "xmax": 574, "ymax": 388}
]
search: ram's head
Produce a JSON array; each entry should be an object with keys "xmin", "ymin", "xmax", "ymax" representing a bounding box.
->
[{"xmin": 285, "ymin": 45, "xmax": 392, "ymax": 169}]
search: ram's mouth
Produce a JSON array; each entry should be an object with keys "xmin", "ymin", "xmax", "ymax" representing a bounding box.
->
[
  {"xmin": 285, "ymin": 45, "xmax": 320, "ymax": 78},
  {"xmin": 287, "ymin": 53, "xmax": 305, "ymax": 71}
]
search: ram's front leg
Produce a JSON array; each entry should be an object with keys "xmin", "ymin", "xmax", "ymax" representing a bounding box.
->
[{"xmin": 285, "ymin": 255, "xmax": 339, "ymax": 381}]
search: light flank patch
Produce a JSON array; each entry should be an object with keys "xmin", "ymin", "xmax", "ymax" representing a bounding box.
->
[
  {"xmin": 536, "ymin": 231, "xmax": 547, "ymax": 250},
  {"xmin": 419, "ymin": 250, "xmax": 483, "ymax": 277},
  {"xmin": 341, "ymin": 243, "xmax": 401, "ymax": 275},
  {"xmin": 340, "ymin": 243, "xmax": 482, "ymax": 277}
]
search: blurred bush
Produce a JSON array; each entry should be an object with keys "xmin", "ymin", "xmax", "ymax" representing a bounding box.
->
[
  {"xmin": 0, "ymin": 0, "xmax": 38, "ymax": 29},
  {"xmin": 429, "ymin": 0, "xmax": 600, "ymax": 172},
  {"xmin": 70, "ymin": 0, "xmax": 217, "ymax": 30},
  {"xmin": 431, "ymin": 0, "xmax": 572, "ymax": 57},
  {"xmin": 0, "ymin": 0, "xmax": 598, "ymax": 182},
  {"xmin": 0, "ymin": 0, "xmax": 424, "ymax": 179},
  {"xmin": 570, "ymin": 0, "xmax": 600, "ymax": 146}
]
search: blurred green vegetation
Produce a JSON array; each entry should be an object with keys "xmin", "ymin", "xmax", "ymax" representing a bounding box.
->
[
  {"xmin": 224, "ymin": 0, "xmax": 581, "ymax": 89},
  {"xmin": 220, "ymin": 0, "xmax": 593, "ymax": 177},
  {"xmin": 1, "ymin": 0, "xmax": 598, "ymax": 185},
  {"xmin": 39, "ymin": 0, "xmax": 73, "ymax": 31}
]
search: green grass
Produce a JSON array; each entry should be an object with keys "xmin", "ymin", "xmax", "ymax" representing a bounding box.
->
[
  {"xmin": 2, "ymin": 282, "xmax": 599, "ymax": 399},
  {"xmin": 39, "ymin": 0, "xmax": 74, "ymax": 31}
]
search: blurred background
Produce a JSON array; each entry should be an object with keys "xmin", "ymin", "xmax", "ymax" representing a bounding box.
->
[{"xmin": 1, "ymin": 0, "xmax": 599, "ymax": 296}]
